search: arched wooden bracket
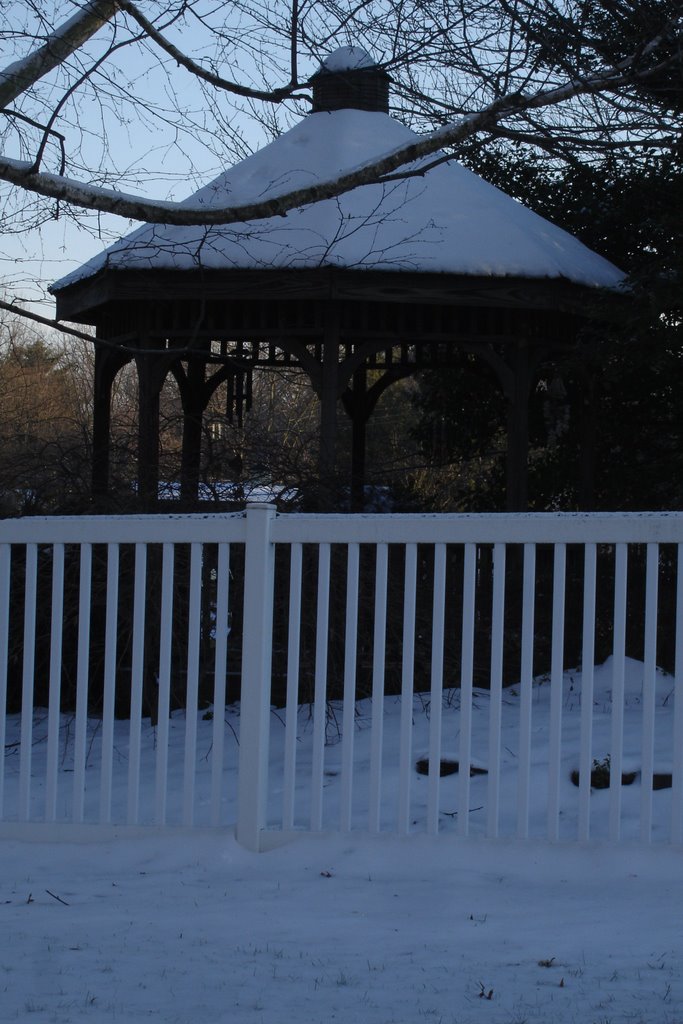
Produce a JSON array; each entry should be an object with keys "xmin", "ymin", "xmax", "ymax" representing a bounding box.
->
[
  {"xmin": 92, "ymin": 344, "xmax": 133, "ymax": 503},
  {"xmin": 342, "ymin": 365, "xmax": 416, "ymax": 511}
]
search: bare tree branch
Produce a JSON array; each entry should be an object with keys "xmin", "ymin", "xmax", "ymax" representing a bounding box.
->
[
  {"xmin": 0, "ymin": 39, "xmax": 678, "ymax": 228},
  {"xmin": 115, "ymin": 0, "xmax": 308, "ymax": 102},
  {"xmin": 0, "ymin": 0, "xmax": 118, "ymax": 108},
  {"xmin": 0, "ymin": 0, "xmax": 679, "ymax": 253}
]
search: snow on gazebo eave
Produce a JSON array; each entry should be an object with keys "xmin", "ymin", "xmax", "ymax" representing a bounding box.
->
[{"xmin": 51, "ymin": 108, "xmax": 626, "ymax": 300}]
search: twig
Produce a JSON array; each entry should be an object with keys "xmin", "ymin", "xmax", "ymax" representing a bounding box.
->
[
  {"xmin": 441, "ymin": 805, "xmax": 484, "ymax": 817},
  {"xmin": 45, "ymin": 889, "xmax": 69, "ymax": 906}
]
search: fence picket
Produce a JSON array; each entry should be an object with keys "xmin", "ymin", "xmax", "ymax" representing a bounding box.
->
[
  {"xmin": 578, "ymin": 543, "xmax": 597, "ymax": 841},
  {"xmin": 640, "ymin": 543, "xmax": 658, "ymax": 841},
  {"xmin": 283, "ymin": 542, "xmax": 303, "ymax": 830},
  {"xmin": 427, "ymin": 543, "xmax": 447, "ymax": 835},
  {"xmin": 126, "ymin": 544, "xmax": 147, "ymax": 825},
  {"xmin": 340, "ymin": 543, "xmax": 360, "ymax": 832},
  {"xmin": 72, "ymin": 544, "xmax": 92, "ymax": 823},
  {"xmin": 210, "ymin": 542, "xmax": 231, "ymax": 826},
  {"xmin": 547, "ymin": 543, "xmax": 566, "ymax": 841},
  {"xmin": 19, "ymin": 543, "xmax": 38, "ymax": 822},
  {"xmin": 100, "ymin": 544, "xmax": 119, "ymax": 824},
  {"xmin": 397, "ymin": 543, "xmax": 417, "ymax": 835},
  {"xmin": 368, "ymin": 543, "xmax": 388, "ymax": 833},
  {"xmin": 516, "ymin": 543, "xmax": 536, "ymax": 839},
  {"xmin": 458, "ymin": 543, "xmax": 476, "ymax": 837},
  {"xmin": 311, "ymin": 543, "xmax": 331, "ymax": 831},
  {"xmin": 182, "ymin": 542, "xmax": 203, "ymax": 827},
  {"xmin": 45, "ymin": 543, "xmax": 65, "ymax": 822},
  {"xmin": 487, "ymin": 543, "xmax": 506, "ymax": 838},
  {"xmin": 154, "ymin": 543, "xmax": 174, "ymax": 825},
  {"xmin": 609, "ymin": 543, "xmax": 628, "ymax": 841}
]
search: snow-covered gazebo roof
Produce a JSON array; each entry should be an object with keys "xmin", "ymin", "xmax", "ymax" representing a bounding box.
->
[{"xmin": 52, "ymin": 48, "xmax": 624, "ymax": 301}]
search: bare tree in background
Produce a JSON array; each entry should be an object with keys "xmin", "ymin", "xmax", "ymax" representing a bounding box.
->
[{"xmin": 0, "ymin": 312, "xmax": 93, "ymax": 510}]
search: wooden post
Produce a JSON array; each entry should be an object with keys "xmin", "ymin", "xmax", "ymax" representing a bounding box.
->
[
  {"xmin": 317, "ymin": 309, "xmax": 340, "ymax": 509},
  {"xmin": 180, "ymin": 359, "xmax": 207, "ymax": 509},
  {"xmin": 92, "ymin": 344, "xmax": 128, "ymax": 503},
  {"xmin": 350, "ymin": 367, "xmax": 367, "ymax": 512},
  {"xmin": 136, "ymin": 349, "xmax": 163, "ymax": 510},
  {"xmin": 579, "ymin": 366, "xmax": 597, "ymax": 510},
  {"xmin": 343, "ymin": 365, "xmax": 414, "ymax": 513},
  {"xmin": 505, "ymin": 343, "xmax": 531, "ymax": 513}
]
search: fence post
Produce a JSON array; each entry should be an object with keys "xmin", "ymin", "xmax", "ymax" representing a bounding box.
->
[{"xmin": 236, "ymin": 502, "xmax": 276, "ymax": 851}]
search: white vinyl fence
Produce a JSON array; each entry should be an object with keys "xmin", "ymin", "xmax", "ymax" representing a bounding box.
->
[{"xmin": 1, "ymin": 505, "xmax": 682, "ymax": 850}]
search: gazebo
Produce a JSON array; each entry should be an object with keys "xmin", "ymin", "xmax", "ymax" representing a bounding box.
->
[{"xmin": 51, "ymin": 46, "xmax": 624, "ymax": 511}]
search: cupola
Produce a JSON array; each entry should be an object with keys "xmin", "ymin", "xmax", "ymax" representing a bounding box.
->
[{"xmin": 311, "ymin": 46, "xmax": 390, "ymax": 114}]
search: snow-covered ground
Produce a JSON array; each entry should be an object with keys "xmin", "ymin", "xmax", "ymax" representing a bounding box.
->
[{"xmin": 3, "ymin": 659, "xmax": 683, "ymax": 1023}]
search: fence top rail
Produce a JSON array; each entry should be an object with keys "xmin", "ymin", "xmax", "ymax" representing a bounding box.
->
[
  {"xmin": 0, "ymin": 512, "xmax": 248, "ymax": 545},
  {"xmin": 271, "ymin": 511, "xmax": 683, "ymax": 545},
  {"xmin": 2, "ymin": 509, "xmax": 683, "ymax": 547}
]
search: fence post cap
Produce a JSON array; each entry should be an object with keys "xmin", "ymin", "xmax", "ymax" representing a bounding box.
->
[{"xmin": 244, "ymin": 501, "xmax": 277, "ymax": 511}]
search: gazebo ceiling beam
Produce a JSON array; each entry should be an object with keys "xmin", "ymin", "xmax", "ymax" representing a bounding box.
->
[{"xmin": 81, "ymin": 327, "xmax": 578, "ymax": 368}]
